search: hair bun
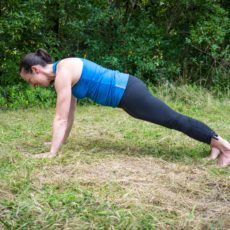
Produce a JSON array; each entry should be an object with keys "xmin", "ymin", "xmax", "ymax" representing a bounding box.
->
[
  {"xmin": 35, "ymin": 48, "xmax": 52, "ymax": 63},
  {"xmin": 36, "ymin": 48, "xmax": 47, "ymax": 56}
]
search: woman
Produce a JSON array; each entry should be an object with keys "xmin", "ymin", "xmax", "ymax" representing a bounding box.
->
[{"xmin": 20, "ymin": 48, "xmax": 230, "ymax": 167}]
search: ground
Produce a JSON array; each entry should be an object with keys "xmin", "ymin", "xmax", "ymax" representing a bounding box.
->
[{"xmin": 1, "ymin": 88, "xmax": 230, "ymax": 229}]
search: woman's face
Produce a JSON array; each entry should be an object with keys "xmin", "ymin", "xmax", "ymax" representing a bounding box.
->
[{"xmin": 20, "ymin": 66, "xmax": 51, "ymax": 87}]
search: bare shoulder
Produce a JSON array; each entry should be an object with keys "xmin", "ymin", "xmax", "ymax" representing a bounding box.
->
[
  {"xmin": 59, "ymin": 57, "xmax": 83, "ymax": 66},
  {"xmin": 55, "ymin": 58, "xmax": 83, "ymax": 88}
]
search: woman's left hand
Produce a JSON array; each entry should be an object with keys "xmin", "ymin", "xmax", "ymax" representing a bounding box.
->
[{"xmin": 32, "ymin": 152, "xmax": 57, "ymax": 158}]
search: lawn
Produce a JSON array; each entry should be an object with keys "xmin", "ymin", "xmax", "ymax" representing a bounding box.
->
[{"xmin": 0, "ymin": 85, "xmax": 230, "ymax": 229}]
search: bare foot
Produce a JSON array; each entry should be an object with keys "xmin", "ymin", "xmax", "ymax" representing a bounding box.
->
[
  {"xmin": 208, "ymin": 147, "xmax": 220, "ymax": 160},
  {"xmin": 218, "ymin": 152, "xmax": 230, "ymax": 167},
  {"xmin": 211, "ymin": 136, "xmax": 230, "ymax": 167}
]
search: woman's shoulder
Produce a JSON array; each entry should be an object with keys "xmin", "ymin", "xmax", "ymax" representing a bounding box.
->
[
  {"xmin": 54, "ymin": 58, "xmax": 83, "ymax": 86},
  {"xmin": 56, "ymin": 58, "xmax": 83, "ymax": 70},
  {"xmin": 58, "ymin": 57, "xmax": 83, "ymax": 64}
]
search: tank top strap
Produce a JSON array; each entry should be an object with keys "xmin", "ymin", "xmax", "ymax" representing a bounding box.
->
[{"xmin": 52, "ymin": 61, "xmax": 60, "ymax": 74}]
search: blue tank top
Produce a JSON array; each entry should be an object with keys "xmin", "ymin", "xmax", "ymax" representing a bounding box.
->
[{"xmin": 53, "ymin": 58, "xmax": 129, "ymax": 108}]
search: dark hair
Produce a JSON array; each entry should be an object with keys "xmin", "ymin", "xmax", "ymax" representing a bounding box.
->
[{"xmin": 19, "ymin": 48, "xmax": 53, "ymax": 73}]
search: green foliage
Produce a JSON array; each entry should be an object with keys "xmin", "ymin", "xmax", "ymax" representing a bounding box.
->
[
  {"xmin": 0, "ymin": 0, "xmax": 229, "ymax": 106},
  {"xmin": 185, "ymin": 2, "xmax": 230, "ymax": 86},
  {"xmin": 0, "ymin": 0, "xmax": 57, "ymax": 85},
  {"xmin": 0, "ymin": 84, "xmax": 56, "ymax": 109}
]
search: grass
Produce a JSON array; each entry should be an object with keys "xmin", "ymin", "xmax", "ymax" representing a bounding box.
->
[{"xmin": 0, "ymin": 84, "xmax": 230, "ymax": 229}]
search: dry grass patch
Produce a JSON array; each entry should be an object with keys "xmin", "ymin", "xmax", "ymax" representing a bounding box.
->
[{"xmin": 32, "ymin": 156, "xmax": 230, "ymax": 229}]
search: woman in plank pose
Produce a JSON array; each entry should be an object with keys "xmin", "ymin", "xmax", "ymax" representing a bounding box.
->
[{"xmin": 19, "ymin": 48, "xmax": 230, "ymax": 167}]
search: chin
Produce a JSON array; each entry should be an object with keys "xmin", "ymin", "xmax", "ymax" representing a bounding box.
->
[{"xmin": 43, "ymin": 82, "xmax": 51, "ymax": 87}]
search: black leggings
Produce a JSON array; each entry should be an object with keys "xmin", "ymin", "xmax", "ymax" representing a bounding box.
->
[{"xmin": 118, "ymin": 75, "xmax": 217, "ymax": 144}]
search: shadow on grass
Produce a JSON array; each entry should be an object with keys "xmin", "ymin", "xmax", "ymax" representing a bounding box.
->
[
  {"xmin": 68, "ymin": 136, "xmax": 209, "ymax": 163},
  {"xmin": 13, "ymin": 133, "xmax": 209, "ymax": 164}
]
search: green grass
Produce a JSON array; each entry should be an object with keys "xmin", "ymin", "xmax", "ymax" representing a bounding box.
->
[{"xmin": 0, "ymin": 84, "xmax": 230, "ymax": 229}]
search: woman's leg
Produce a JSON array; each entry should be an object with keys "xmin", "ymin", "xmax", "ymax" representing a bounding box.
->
[
  {"xmin": 118, "ymin": 76, "xmax": 217, "ymax": 144},
  {"xmin": 118, "ymin": 75, "xmax": 230, "ymax": 166}
]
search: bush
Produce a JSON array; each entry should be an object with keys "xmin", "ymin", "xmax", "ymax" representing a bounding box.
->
[
  {"xmin": 0, "ymin": 84, "xmax": 56, "ymax": 109},
  {"xmin": 0, "ymin": 0, "xmax": 229, "ymax": 105}
]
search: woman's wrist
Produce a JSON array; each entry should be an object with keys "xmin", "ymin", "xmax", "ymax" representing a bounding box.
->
[{"xmin": 50, "ymin": 150, "xmax": 57, "ymax": 156}]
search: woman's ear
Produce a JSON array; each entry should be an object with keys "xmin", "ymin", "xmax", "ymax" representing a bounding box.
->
[
  {"xmin": 31, "ymin": 65, "xmax": 40, "ymax": 74},
  {"xmin": 31, "ymin": 65, "xmax": 37, "ymax": 74}
]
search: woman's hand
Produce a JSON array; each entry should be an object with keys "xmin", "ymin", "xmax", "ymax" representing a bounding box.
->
[{"xmin": 32, "ymin": 152, "xmax": 57, "ymax": 158}]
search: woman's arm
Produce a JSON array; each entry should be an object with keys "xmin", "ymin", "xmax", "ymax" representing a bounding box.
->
[
  {"xmin": 33, "ymin": 67, "xmax": 72, "ymax": 158},
  {"xmin": 49, "ymin": 76, "xmax": 72, "ymax": 156},
  {"xmin": 63, "ymin": 96, "xmax": 77, "ymax": 143},
  {"xmin": 43, "ymin": 96, "xmax": 76, "ymax": 147}
]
